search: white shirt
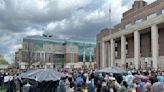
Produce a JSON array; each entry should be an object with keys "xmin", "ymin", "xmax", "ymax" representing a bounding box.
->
[
  {"xmin": 4, "ymin": 75, "xmax": 10, "ymax": 83},
  {"xmin": 125, "ymin": 75, "xmax": 135, "ymax": 86},
  {"xmin": 68, "ymin": 87, "xmax": 74, "ymax": 92},
  {"xmin": 9, "ymin": 76, "xmax": 13, "ymax": 81},
  {"xmin": 110, "ymin": 88, "xmax": 114, "ymax": 92}
]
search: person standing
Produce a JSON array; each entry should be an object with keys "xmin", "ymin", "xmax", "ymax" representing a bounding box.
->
[
  {"xmin": 57, "ymin": 79, "xmax": 66, "ymax": 92},
  {"xmin": 150, "ymin": 74, "xmax": 158, "ymax": 85},
  {"xmin": 9, "ymin": 74, "xmax": 15, "ymax": 92},
  {"xmin": 0, "ymin": 74, "xmax": 3, "ymax": 89},
  {"xmin": 86, "ymin": 80, "xmax": 94, "ymax": 92},
  {"xmin": 4, "ymin": 73, "xmax": 10, "ymax": 90},
  {"xmin": 83, "ymin": 84, "xmax": 88, "ymax": 92},
  {"xmin": 125, "ymin": 71, "xmax": 135, "ymax": 87},
  {"xmin": 157, "ymin": 72, "xmax": 164, "ymax": 84},
  {"xmin": 120, "ymin": 81, "xmax": 128, "ymax": 92}
]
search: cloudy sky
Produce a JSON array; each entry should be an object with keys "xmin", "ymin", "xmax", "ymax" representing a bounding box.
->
[{"xmin": 0, "ymin": 0, "xmax": 155, "ymax": 63}]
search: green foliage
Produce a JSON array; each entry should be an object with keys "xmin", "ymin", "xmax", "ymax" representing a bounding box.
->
[
  {"xmin": 0, "ymin": 54, "xmax": 8, "ymax": 64},
  {"xmin": 0, "ymin": 89, "xmax": 6, "ymax": 92}
]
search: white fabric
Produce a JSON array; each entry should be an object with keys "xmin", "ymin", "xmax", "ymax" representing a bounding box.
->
[
  {"xmin": 115, "ymin": 81, "xmax": 121, "ymax": 89},
  {"xmin": 9, "ymin": 76, "xmax": 13, "ymax": 81},
  {"xmin": 131, "ymin": 89, "xmax": 136, "ymax": 92},
  {"xmin": 110, "ymin": 88, "xmax": 114, "ymax": 92},
  {"xmin": 68, "ymin": 87, "xmax": 74, "ymax": 92},
  {"xmin": 102, "ymin": 82, "xmax": 107, "ymax": 86},
  {"xmin": 86, "ymin": 76, "xmax": 89, "ymax": 83},
  {"xmin": 109, "ymin": 77, "xmax": 115, "ymax": 80},
  {"xmin": 25, "ymin": 83, "xmax": 31, "ymax": 87},
  {"xmin": 4, "ymin": 75, "xmax": 10, "ymax": 83},
  {"xmin": 125, "ymin": 74, "xmax": 135, "ymax": 86}
]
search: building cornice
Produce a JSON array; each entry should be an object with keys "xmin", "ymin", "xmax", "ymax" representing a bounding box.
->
[{"xmin": 103, "ymin": 14, "xmax": 164, "ymax": 41}]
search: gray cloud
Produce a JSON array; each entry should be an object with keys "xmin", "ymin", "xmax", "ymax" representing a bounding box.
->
[{"xmin": 0, "ymin": 0, "xmax": 156, "ymax": 63}]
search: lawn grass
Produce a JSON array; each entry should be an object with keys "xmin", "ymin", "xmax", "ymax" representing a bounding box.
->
[{"xmin": 0, "ymin": 89, "xmax": 6, "ymax": 92}]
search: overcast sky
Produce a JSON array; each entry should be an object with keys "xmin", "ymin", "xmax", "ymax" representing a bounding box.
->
[{"xmin": 0, "ymin": 0, "xmax": 155, "ymax": 63}]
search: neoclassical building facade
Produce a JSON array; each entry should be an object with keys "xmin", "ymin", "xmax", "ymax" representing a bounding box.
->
[{"xmin": 96, "ymin": 0, "xmax": 164, "ymax": 70}]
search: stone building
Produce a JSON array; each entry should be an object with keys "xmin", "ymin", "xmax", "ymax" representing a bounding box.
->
[
  {"xmin": 15, "ymin": 35, "xmax": 95, "ymax": 69},
  {"xmin": 96, "ymin": 0, "xmax": 164, "ymax": 70}
]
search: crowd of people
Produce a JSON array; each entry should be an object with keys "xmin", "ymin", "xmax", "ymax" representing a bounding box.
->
[
  {"xmin": 0, "ymin": 68, "xmax": 164, "ymax": 92},
  {"xmin": 0, "ymin": 71, "xmax": 16, "ymax": 92},
  {"xmin": 56, "ymin": 68, "xmax": 164, "ymax": 92}
]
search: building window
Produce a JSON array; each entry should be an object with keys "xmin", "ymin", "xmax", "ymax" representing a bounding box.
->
[
  {"xmin": 126, "ymin": 41, "xmax": 128, "ymax": 56},
  {"xmin": 126, "ymin": 50, "xmax": 128, "ymax": 56},
  {"xmin": 70, "ymin": 48, "xmax": 74, "ymax": 53},
  {"xmin": 41, "ymin": 65, "xmax": 43, "ymax": 68},
  {"xmin": 70, "ymin": 48, "xmax": 74, "ymax": 63},
  {"xmin": 47, "ymin": 48, "xmax": 51, "ymax": 50},
  {"xmin": 135, "ymin": 19, "xmax": 143, "ymax": 24},
  {"xmin": 115, "ymin": 43, "xmax": 117, "ymax": 47},
  {"xmin": 115, "ymin": 63, "xmax": 118, "ymax": 67},
  {"xmin": 25, "ymin": 65, "xmax": 28, "ymax": 69},
  {"xmin": 115, "ymin": 51, "xmax": 118, "ymax": 57},
  {"xmin": 147, "ymin": 13, "xmax": 157, "ymax": 20},
  {"xmin": 130, "ymin": 62, "xmax": 133, "ymax": 65},
  {"xmin": 47, "ymin": 65, "xmax": 50, "ymax": 68},
  {"xmin": 42, "ymin": 53, "xmax": 44, "ymax": 59},
  {"xmin": 32, "ymin": 65, "xmax": 35, "ymax": 68},
  {"xmin": 162, "ymin": 9, "xmax": 164, "ymax": 14},
  {"xmin": 125, "ymin": 23, "xmax": 132, "ymax": 28},
  {"xmin": 37, "ymin": 53, "xmax": 40, "ymax": 60},
  {"xmin": 126, "ymin": 41, "xmax": 128, "ymax": 45}
]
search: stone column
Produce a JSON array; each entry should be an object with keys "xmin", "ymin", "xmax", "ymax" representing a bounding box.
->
[
  {"xmin": 44, "ymin": 52, "xmax": 46, "ymax": 62},
  {"xmin": 83, "ymin": 48, "xmax": 86, "ymax": 66},
  {"xmin": 121, "ymin": 35, "xmax": 126, "ymax": 66},
  {"xmin": 107, "ymin": 42, "xmax": 111, "ymax": 67},
  {"xmin": 104, "ymin": 42, "xmax": 108, "ymax": 67},
  {"xmin": 134, "ymin": 30, "xmax": 140, "ymax": 69},
  {"xmin": 151, "ymin": 24, "xmax": 159, "ymax": 70},
  {"xmin": 110, "ymin": 39, "xmax": 115, "ymax": 66},
  {"xmin": 101, "ymin": 42, "xmax": 105, "ymax": 68},
  {"xmin": 40, "ymin": 52, "xmax": 42, "ymax": 61}
]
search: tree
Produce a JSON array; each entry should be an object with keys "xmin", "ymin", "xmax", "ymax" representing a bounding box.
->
[
  {"xmin": 23, "ymin": 39, "xmax": 38, "ymax": 70},
  {"xmin": 0, "ymin": 54, "xmax": 8, "ymax": 64}
]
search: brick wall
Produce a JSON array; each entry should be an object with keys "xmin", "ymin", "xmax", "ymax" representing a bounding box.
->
[
  {"xmin": 127, "ymin": 37, "xmax": 134, "ymax": 58},
  {"xmin": 65, "ymin": 53, "xmax": 78, "ymax": 63},
  {"xmin": 140, "ymin": 32, "xmax": 151, "ymax": 57},
  {"xmin": 114, "ymin": 0, "xmax": 164, "ymax": 32},
  {"xmin": 159, "ymin": 28, "xmax": 164, "ymax": 56}
]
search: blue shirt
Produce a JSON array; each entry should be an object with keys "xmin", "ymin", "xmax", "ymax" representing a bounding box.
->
[
  {"xmin": 157, "ymin": 76, "xmax": 164, "ymax": 83},
  {"xmin": 76, "ymin": 77, "xmax": 84, "ymax": 86},
  {"xmin": 139, "ymin": 82, "xmax": 145, "ymax": 92}
]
